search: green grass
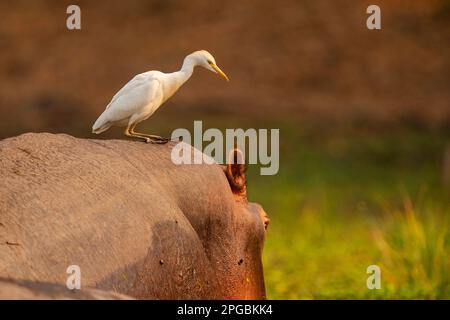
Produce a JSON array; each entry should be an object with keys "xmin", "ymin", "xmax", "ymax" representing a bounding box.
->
[
  {"xmin": 142, "ymin": 114, "xmax": 450, "ymax": 299},
  {"xmin": 246, "ymin": 126, "xmax": 450, "ymax": 299}
]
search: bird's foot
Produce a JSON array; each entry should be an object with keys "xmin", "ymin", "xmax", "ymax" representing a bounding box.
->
[
  {"xmin": 136, "ymin": 134, "xmax": 181, "ymax": 144},
  {"xmin": 144, "ymin": 137, "xmax": 169, "ymax": 144},
  {"xmin": 152, "ymin": 139, "xmax": 169, "ymax": 144},
  {"xmin": 164, "ymin": 136, "xmax": 183, "ymax": 142}
]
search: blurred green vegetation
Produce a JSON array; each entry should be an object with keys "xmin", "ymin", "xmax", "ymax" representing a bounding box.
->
[{"xmin": 245, "ymin": 123, "xmax": 450, "ymax": 299}]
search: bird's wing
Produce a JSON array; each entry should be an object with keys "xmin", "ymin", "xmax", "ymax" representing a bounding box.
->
[
  {"xmin": 104, "ymin": 77, "xmax": 163, "ymax": 122},
  {"xmin": 92, "ymin": 72, "xmax": 162, "ymax": 132},
  {"xmin": 105, "ymin": 78, "xmax": 162, "ymax": 122},
  {"xmin": 106, "ymin": 71, "xmax": 156, "ymax": 109}
]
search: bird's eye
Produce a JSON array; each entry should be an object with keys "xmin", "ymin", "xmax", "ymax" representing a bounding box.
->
[{"xmin": 207, "ymin": 60, "xmax": 213, "ymax": 64}]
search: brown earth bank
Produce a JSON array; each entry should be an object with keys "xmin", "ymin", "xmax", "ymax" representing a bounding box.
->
[{"xmin": 0, "ymin": 0, "xmax": 449, "ymax": 139}]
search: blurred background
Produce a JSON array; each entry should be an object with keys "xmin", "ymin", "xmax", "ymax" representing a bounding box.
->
[{"xmin": 0, "ymin": 0, "xmax": 449, "ymax": 298}]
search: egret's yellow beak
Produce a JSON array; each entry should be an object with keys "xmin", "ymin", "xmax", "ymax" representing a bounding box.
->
[{"xmin": 210, "ymin": 63, "xmax": 229, "ymax": 81}]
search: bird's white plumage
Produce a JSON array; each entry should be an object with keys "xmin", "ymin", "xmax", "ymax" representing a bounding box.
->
[
  {"xmin": 92, "ymin": 72, "xmax": 162, "ymax": 133},
  {"xmin": 92, "ymin": 50, "xmax": 228, "ymax": 137}
]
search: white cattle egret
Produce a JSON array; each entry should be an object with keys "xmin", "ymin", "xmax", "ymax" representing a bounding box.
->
[{"xmin": 92, "ymin": 50, "xmax": 229, "ymax": 143}]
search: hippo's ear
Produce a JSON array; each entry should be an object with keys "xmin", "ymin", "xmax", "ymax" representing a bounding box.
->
[{"xmin": 225, "ymin": 149, "xmax": 247, "ymax": 197}]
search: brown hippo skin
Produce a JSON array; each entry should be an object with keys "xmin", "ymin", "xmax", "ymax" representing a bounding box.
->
[
  {"xmin": 0, "ymin": 133, "xmax": 269, "ymax": 299},
  {"xmin": 0, "ymin": 278, "xmax": 133, "ymax": 300}
]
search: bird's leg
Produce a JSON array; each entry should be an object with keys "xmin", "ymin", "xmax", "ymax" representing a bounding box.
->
[
  {"xmin": 129, "ymin": 124, "xmax": 174, "ymax": 143},
  {"xmin": 125, "ymin": 125, "xmax": 169, "ymax": 144},
  {"xmin": 124, "ymin": 126, "xmax": 154, "ymax": 144}
]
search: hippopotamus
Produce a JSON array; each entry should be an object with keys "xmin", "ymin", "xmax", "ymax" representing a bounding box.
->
[
  {"xmin": 0, "ymin": 133, "xmax": 269, "ymax": 299},
  {"xmin": 0, "ymin": 277, "xmax": 133, "ymax": 300}
]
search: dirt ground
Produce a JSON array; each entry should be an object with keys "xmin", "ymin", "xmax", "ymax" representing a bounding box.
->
[{"xmin": 0, "ymin": 0, "xmax": 449, "ymax": 138}]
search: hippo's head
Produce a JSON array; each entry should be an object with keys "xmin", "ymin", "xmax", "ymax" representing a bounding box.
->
[{"xmin": 223, "ymin": 149, "xmax": 270, "ymax": 299}]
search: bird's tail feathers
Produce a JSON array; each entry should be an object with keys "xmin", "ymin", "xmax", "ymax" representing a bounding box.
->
[
  {"xmin": 92, "ymin": 123, "xmax": 111, "ymax": 134},
  {"xmin": 92, "ymin": 113, "xmax": 111, "ymax": 134}
]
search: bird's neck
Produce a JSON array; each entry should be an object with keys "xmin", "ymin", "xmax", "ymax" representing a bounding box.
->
[
  {"xmin": 170, "ymin": 59, "xmax": 195, "ymax": 87},
  {"xmin": 161, "ymin": 58, "xmax": 196, "ymax": 101},
  {"xmin": 172, "ymin": 57, "xmax": 196, "ymax": 87},
  {"xmin": 179, "ymin": 57, "xmax": 196, "ymax": 81}
]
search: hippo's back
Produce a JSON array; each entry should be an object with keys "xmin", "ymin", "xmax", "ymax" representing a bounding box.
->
[{"xmin": 0, "ymin": 133, "xmax": 228, "ymax": 298}]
